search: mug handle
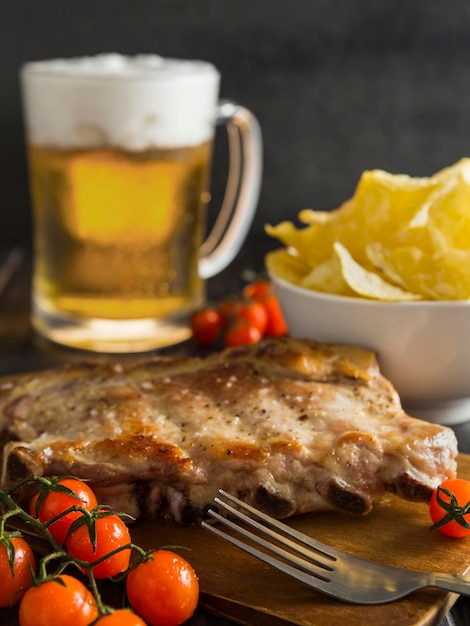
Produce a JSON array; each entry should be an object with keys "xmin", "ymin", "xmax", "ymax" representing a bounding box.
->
[{"xmin": 198, "ymin": 99, "xmax": 263, "ymax": 279}]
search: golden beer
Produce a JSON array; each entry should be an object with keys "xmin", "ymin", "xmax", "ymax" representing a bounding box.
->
[
  {"xmin": 21, "ymin": 54, "xmax": 262, "ymax": 351},
  {"xmin": 30, "ymin": 142, "xmax": 212, "ymax": 322}
]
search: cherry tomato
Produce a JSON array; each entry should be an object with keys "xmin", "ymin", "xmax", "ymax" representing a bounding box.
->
[
  {"xmin": 217, "ymin": 298, "xmax": 239, "ymax": 322},
  {"xmin": 260, "ymin": 294, "xmax": 288, "ymax": 336},
  {"xmin": 0, "ymin": 536, "xmax": 35, "ymax": 607},
  {"xmin": 429, "ymin": 478, "xmax": 470, "ymax": 538},
  {"xmin": 220, "ymin": 298, "xmax": 269, "ymax": 336},
  {"xmin": 242, "ymin": 279, "xmax": 272, "ymax": 300},
  {"xmin": 66, "ymin": 511, "xmax": 131, "ymax": 578},
  {"xmin": 126, "ymin": 549, "xmax": 199, "ymax": 626},
  {"xmin": 224, "ymin": 320, "xmax": 263, "ymax": 347},
  {"xmin": 243, "ymin": 280, "xmax": 288, "ymax": 337},
  {"xmin": 237, "ymin": 301, "xmax": 268, "ymax": 334},
  {"xmin": 29, "ymin": 477, "xmax": 98, "ymax": 544},
  {"xmin": 190, "ymin": 307, "xmax": 224, "ymax": 346},
  {"xmin": 18, "ymin": 574, "xmax": 98, "ymax": 626},
  {"xmin": 191, "ymin": 280, "xmax": 287, "ymax": 348},
  {"xmin": 94, "ymin": 610, "xmax": 147, "ymax": 625}
]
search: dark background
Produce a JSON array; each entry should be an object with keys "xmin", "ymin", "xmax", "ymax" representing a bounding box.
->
[{"xmin": 2, "ymin": 0, "xmax": 470, "ymax": 251}]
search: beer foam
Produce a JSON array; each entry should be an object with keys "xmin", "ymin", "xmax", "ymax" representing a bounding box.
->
[{"xmin": 21, "ymin": 54, "xmax": 220, "ymax": 150}]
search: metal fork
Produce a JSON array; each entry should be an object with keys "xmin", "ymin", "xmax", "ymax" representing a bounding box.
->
[{"xmin": 201, "ymin": 490, "xmax": 470, "ymax": 604}]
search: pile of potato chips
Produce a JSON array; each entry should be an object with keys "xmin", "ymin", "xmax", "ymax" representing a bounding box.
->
[{"xmin": 265, "ymin": 159, "xmax": 470, "ymax": 301}]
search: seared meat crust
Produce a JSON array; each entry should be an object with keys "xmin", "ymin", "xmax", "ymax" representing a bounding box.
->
[{"xmin": 0, "ymin": 338, "xmax": 458, "ymax": 523}]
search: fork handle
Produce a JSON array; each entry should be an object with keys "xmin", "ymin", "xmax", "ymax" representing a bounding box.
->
[{"xmin": 430, "ymin": 572, "xmax": 470, "ymax": 596}]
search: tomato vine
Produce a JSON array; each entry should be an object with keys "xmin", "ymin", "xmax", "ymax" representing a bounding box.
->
[{"xmin": 0, "ymin": 475, "xmax": 199, "ymax": 626}]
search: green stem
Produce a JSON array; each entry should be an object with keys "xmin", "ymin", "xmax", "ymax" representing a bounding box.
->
[
  {"xmin": 0, "ymin": 489, "xmax": 63, "ymax": 552},
  {"xmin": 87, "ymin": 568, "xmax": 107, "ymax": 615},
  {"xmin": 0, "ymin": 475, "xmax": 191, "ymax": 617}
]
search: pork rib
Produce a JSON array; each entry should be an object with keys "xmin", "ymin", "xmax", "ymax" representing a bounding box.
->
[{"xmin": 0, "ymin": 338, "xmax": 458, "ymax": 523}]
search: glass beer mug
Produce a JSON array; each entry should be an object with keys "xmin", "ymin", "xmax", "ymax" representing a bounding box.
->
[{"xmin": 20, "ymin": 54, "xmax": 262, "ymax": 352}]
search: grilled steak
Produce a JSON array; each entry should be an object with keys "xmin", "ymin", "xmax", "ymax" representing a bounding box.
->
[{"xmin": 0, "ymin": 338, "xmax": 458, "ymax": 523}]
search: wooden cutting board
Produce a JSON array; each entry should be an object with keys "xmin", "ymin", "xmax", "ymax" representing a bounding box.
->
[
  {"xmin": 130, "ymin": 453, "xmax": 470, "ymax": 626},
  {"xmin": 1, "ymin": 458, "xmax": 469, "ymax": 625}
]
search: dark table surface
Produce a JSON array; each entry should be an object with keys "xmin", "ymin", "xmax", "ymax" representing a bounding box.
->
[{"xmin": 0, "ymin": 242, "xmax": 470, "ymax": 626}]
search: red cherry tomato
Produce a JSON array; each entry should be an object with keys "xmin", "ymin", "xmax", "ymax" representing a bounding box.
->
[
  {"xmin": 29, "ymin": 477, "xmax": 98, "ymax": 544},
  {"xmin": 262, "ymin": 293, "xmax": 288, "ymax": 337},
  {"xmin": 224, "ymin": 320, "xmax": 263, "ymax": 347},
  {"xmin": 242, "ymin": 280, "xmax": 272, "ymax": 300},
  {"xmin": 429, "ymin": 478, "xmax": 470, "ymax": 538},
  {"xmin": 126, "ymin": 549, "xmax": 199, "ymax": 626},
  {"xmin": 66, "ymin": 511, "xmax": 131, "ymax": 578},
  {"xmin": 19, "ymin": 574, "xmax": 98, "ymax": 626},
  {"xmin": 218, "ymin": 298, "xmax": 239, "ymax": 323},
  {"xmin": 94, "ymin": 610, "xmax": 147, "ymax": 625},
  {"xmin": 0, "ymin": 536, "xmax": 35, "ymax": 607},
  {"xmin": 191, "ymin": 279, "xmax": 287, "ymax": 348},
  {"xmin": 236, "ymin": 301, "xmax": 268, "ymax": 334},
  {"xmin": 243, "ymin": 280, "xmax": 288, "ymax": 337},
  {"xmin": 190, "ymin": 307, "xmax": 224, "ymax": 346}
]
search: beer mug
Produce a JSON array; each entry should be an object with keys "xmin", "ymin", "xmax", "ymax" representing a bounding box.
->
[{"xmin": 20, "ymin": 54, "xmax": 262, "ymax": 352}]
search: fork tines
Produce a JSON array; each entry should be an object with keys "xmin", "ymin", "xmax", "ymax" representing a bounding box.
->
[{"xmin": 201, "ymin": 489, "xmax": 338, "ymax": 590}]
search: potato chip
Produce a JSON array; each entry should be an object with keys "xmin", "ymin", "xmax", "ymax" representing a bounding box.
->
[
  {"xmin": 265, "ymin": 158, "xmax": 470, "ymax": 301},
  {"xmin": 427, "ymin": 170, "xmax": 470, "ymax": 250},
  {"xmin": 264, "ymin": 220, "xmax": 328, "ymax": 268},
  {"xmin": 298, "ymin": 208, "xmax": 334, "ymax": 225},
  {"xmin": 265, "ymin": 248, "xmax": 310, "ymax": 286},
  {"xmin": 366, "ymin": 242, "xmax": 414, "ymax": 292},
  {"xmin": 334, "ymin": 243, "xmax": 421, "ymax": 301},
  {"xmin": 301, "ymin": 253, "xmax": 355, "ymax": 296},
  {"xmin": 367, "ymin": 243, "xmax": 470, "ymax": 300}
]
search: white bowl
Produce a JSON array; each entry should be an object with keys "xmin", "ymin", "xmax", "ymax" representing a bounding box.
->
[{"xmin": 269, "ymin": 270, "xmax": 470, "ymax": 426}]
